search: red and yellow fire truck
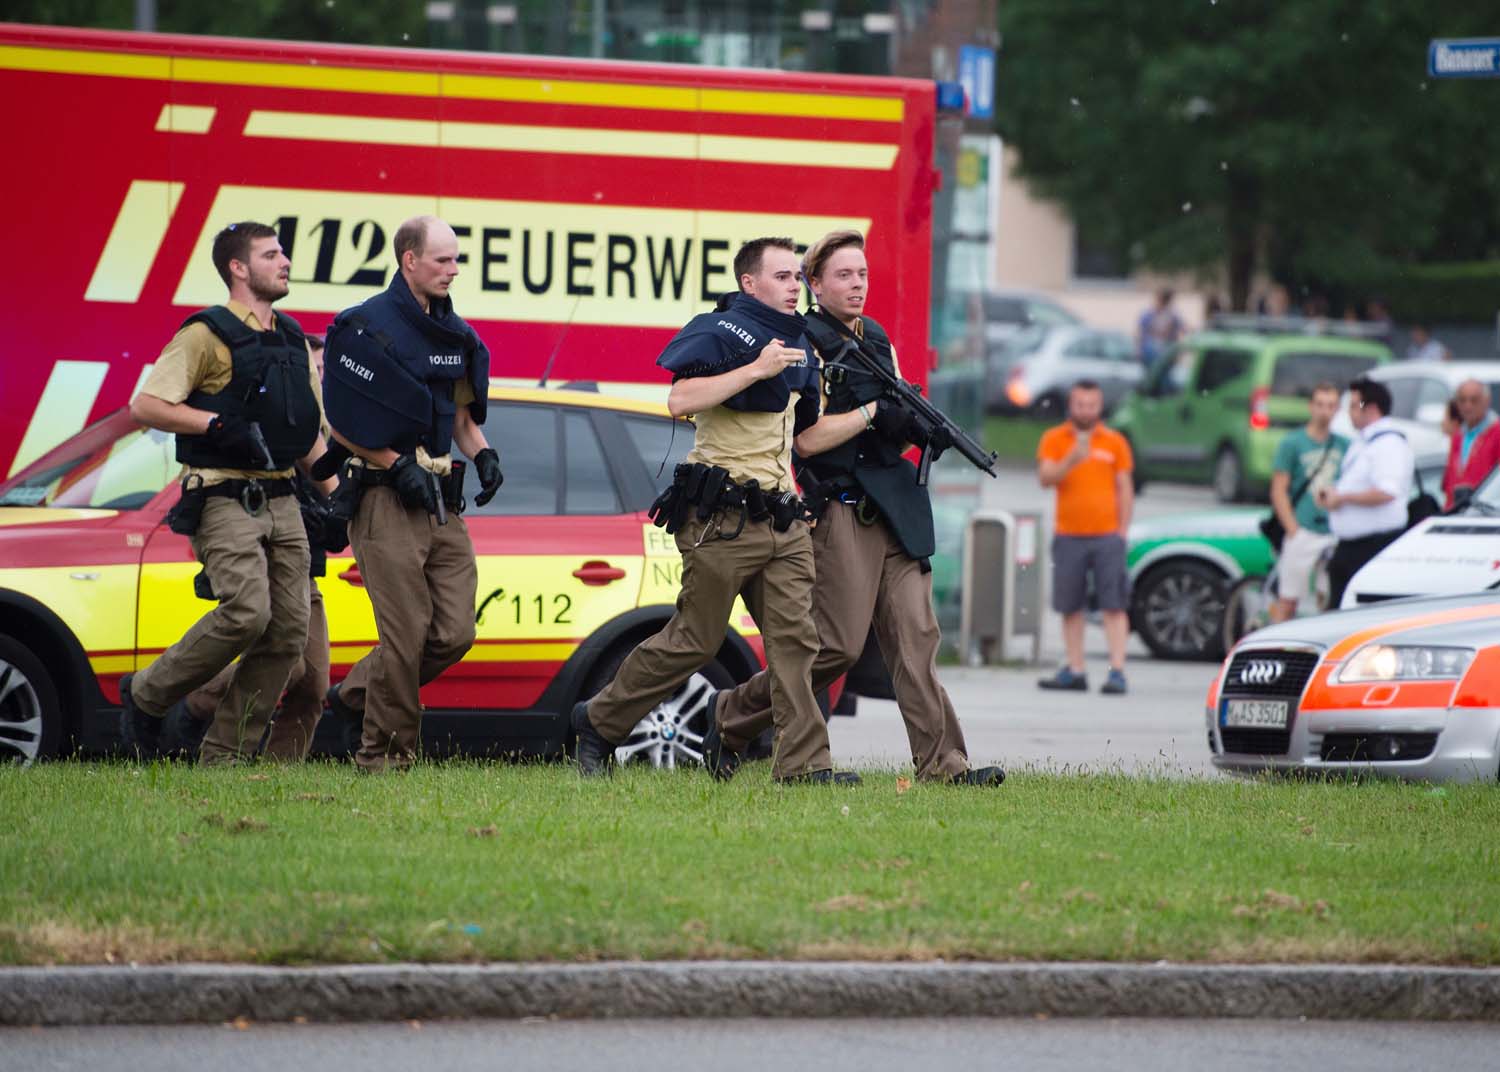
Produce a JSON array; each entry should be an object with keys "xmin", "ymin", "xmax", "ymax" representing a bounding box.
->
[{"xmin": 1, "ymin": 22, "xmax": 937, "ymax": 477}]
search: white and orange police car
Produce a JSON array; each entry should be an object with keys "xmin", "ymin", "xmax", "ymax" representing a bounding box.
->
[
  {"xmin": 1207, "ymin": 591, "xmax": 1500, "ymax": 782},
  {"xmin": 0, "ymin": 387, "xmax": 769, "ymax": 767}
]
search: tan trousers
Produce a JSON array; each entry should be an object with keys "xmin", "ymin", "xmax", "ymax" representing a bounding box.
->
[
  {"xmin": 589, "ymin": 514, "xmax": 830, "ymax": 779},
  {"xmin": 131, "ymin": 494, "xmax": 310, "ymax": 765},
  {"xmin": 718, "ymin": 501, "xmax": 970, "ymax": 781},
  {"xmin": 339, "ymin": 486, "xmax": 477, "ymax": 772},
  {"xmin": 185, "ymin": 583, "xmax": 328, "ymax": 760}
]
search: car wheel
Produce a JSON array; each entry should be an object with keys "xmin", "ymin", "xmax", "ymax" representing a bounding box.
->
[
  {"xmin": 1221, "ymin": 576, "xmax": 1272, "ymax": 652},
  {"xmin": 1212, "ymin": 446, "xmax": 1244, "ymax": 503},
  {"xmin": 1132, "ymin": 560, "xmax": 1229, "ymax": 661},
  {"xmin": 581, "ymin": 644, "xmax": 736, "ymax": 770},
  {"xmin": 0, "ymin": 635, "xmax": 63, "ymax": 766},
  {"xmin": 1028, "ymin": 390, "xmax": 1065, "ymax": 420}
]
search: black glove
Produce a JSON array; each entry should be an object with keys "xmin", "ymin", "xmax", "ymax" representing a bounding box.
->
[
  {"xmin": 320, "ymin": 514, "xmax": 349, "ymax": 554},
  {"xmin": 389, "ymin": 454, "xmax": 437, "ymax": 513},
  {"xmin": 907, "ymin": 416, "xmax": 953, "ymax": 458},
  {"xmin": 204, "ymin": 414, "xmax": 271, "ymax": 468},
  {"xmin": 300, "ymin": 492, "xmax": 350, "ymax": 554},
  {"xmin": 473, "ymin": 448, "xmax": 504, "ymax": 507},
  {"xmin": 872, "ymin": 399, "xmax": 917, "ymax": 443}
]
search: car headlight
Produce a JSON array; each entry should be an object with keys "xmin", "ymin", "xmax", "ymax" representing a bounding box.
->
[{"xmin": 1336, "ymin": 644, "xmax": 1474, "ymax": 683}]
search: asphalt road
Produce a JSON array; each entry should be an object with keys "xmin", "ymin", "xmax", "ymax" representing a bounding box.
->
[
  {"xmin": 844, "ymin": 462, "xmax": 1225, "ymax": 778},
  {"xmin": 6, "ymin": 1017, "xmax": 1496, "ymax": 1071},
  {"xmin": 835, "ymin": 658, "xmax": 1220, "ymax": 777}
]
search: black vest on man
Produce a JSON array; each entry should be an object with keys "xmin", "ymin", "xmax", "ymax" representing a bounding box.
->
[
  {"xmin": 798, "ymin": 310, "xmax": 936, "ymax": 564},
  {"xmin": 322, "ymin": 273, "xmax": 489, "ymax": 456},
  {"xmin": 174, "ymin": 306, "xmax": 321, "ymax": 471}
]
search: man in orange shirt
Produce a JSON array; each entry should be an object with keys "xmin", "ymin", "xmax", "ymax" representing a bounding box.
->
[{"xmin": 1035, "ymin": 380, "xmax": 1135, "ymax": 694}]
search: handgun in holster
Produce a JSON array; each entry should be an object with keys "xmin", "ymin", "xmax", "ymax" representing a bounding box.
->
[
  {"xmin": 166, "ymin": 475, "xmax": 207, "ymax": 536},
  {"xmin": 695, "ymin": 466, "xmax": 729, "ymax": 521},
  {"xmin": 442, "ymin": 459, "xmax": 467, "ymax": 515}
]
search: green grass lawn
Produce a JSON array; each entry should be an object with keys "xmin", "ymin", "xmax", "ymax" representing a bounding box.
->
[
  {"xmin": 4, "ymin": 762, "xmax": 1497, "ymax": 967},
  {"xmin": 984, "ymin": 415, "xmax": 1052, "ymax": 462}
]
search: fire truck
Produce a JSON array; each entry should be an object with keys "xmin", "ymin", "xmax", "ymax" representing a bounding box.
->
[{"xmin": 0, "ymin": 22, "xmax": 938, "ymax": 476}]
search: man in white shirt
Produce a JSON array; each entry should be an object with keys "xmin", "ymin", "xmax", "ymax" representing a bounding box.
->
[{"xmin": 1316, "ymin": 377, "xmax": 1413, "ymax": 607}]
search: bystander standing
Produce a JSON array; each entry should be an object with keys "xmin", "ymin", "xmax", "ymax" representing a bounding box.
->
[
  {"xmin": 1267, "ymin": 382, "xmax": 1347, "ymax": 621},
  {"xmin": 1405, "ymin": 324, "xmax": 1451, "ymax": 363},
  {"xmin": 1036, "ymin": 381, "xmax": 1134, "ymax": 695},
  {"xmin": 1443, "ymin": 379, "xmax": 1500, "ymax": 508},
  {"xmin": 1318, "ymin": 378, "xmax": 1414, "ymax": 607}
]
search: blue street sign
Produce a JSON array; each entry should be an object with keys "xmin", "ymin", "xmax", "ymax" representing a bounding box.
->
[
  {"xmin": 1429, "ymin": 38, "xmax": 1500, "ymax": 78},
  {"xmin": 958, "ymin": 44, "xmax": 996, "ymax": 119}
]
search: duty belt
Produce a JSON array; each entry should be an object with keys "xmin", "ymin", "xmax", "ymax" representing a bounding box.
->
[
  {"xmin": 349, "ymin": 461, "xmax": 467, "ymax": 513},
  {"xmin": 647, "ymin": 462, "xmax": 810, "ymax": 539},
  {"xmin": 202, "ymin": 477, "xmax": 295, "ymax": 516}
]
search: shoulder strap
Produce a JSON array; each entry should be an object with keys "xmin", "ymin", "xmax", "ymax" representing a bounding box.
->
[
  {"xmin": 182, "ymin": 305, "xmax": 256, "ymax": 348},
  {"xmin": 275, "ymin": 311, "xmax": 307, "ymax": 349},
  {"xmin": 1289, "ymin": 437, "xmax": 1337, "ymax": 509},
  {"xmin": 801, "ymin": 314, "xmax": 844, "ymax": 357},
  {"xmin": 859, "ymin": 314, "xmax": 891, "ymax": 346}
]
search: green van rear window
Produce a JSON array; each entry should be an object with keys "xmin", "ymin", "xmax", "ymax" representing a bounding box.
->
[{"xmin": 1271, "ymin": 352, "xmax": 1382, "ymax": 397}]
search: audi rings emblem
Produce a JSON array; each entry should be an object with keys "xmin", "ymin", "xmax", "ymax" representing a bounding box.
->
[{"xmin": 1239, "ymin": 659, "xmax": 1285, "ymax": 686}]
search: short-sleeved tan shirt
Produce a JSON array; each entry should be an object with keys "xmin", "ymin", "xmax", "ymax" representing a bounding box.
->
[
  {"xmin": 140, "ymin": 300, "xmax": 323, "ymax": 487},
  {"xmin": 686, "ymin": 398, "xmax": 803, "ymax": 493}
]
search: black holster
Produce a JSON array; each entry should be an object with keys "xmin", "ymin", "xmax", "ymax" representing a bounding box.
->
[
  {"xmin": 646, "ymin": 463, "xmax": 804, "ymax": 540},
  {"xmin": 166, "ymin": 478, "xmax": 207, "ymax": 536}
]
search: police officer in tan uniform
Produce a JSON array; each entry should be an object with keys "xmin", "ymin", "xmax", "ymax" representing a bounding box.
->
[
  {"xmin": 176, "ymin": 335, "xmax": 344, "ymax": 761},
  {"xmin": 319, "ymin": 216, "xmax": 503, "ymax": 773},
  {"xmin": 706, "ymin": 231, "xmax": 1004, "ymax": 786},
  {"xmin": 571, "ymin": 237, "xmax": 856, "ymax": 785},
  {"xmin": 119, "ymin": 221, "xmax": 333, "ymax": 765}
]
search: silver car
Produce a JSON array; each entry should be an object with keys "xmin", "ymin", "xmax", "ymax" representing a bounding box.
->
[
  {"xmin": 1208, "ymin": 591, "xmax": 1500, "ymax": 783},
  {"xmin": 986, "ymin": 324, "xmax": 1142, "ymax": 416}
]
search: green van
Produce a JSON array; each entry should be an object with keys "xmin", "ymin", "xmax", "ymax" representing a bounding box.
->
[{"xmin": 1113, "ymin": 327, "xmax": 1390, "ymax": 502}]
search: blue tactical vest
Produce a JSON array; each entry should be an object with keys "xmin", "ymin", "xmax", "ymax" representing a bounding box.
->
[
  {"xmin": 656, "ymin": 291, "xmax": 819, "ymax": 410},
  {"xmin": 176, "ymin": 306, "xmax": 321, "ymax": 471},
  {"xmin": 322, "ymin": 273, "xmax": 489, "ymax": 456}
]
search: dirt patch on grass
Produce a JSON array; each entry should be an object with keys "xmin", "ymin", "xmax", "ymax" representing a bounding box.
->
[{"xmin": 0, "ymin": 921, "xmax": 224, "ymax": 965}]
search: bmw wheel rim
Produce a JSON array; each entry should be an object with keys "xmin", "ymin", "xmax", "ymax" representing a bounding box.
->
[
  {"xmin": 1143, "ymin": 573, "xmax": 1224, "ymax": 656},
  {"xmin": 0, "ymin": 658, "xmax": 44, "ymax": 766},
  {"xmin": 615, "ymin": 671, "xmax": 712, "ymax": 769}
]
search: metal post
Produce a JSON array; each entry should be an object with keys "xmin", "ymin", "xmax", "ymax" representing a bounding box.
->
[
  {"xmin": 134, "ymin": 0, "xmax": 156, "ymax": 32},
  {"xmin": 591, "ymin": 0, "xmax": 606, "ymax": 58}
]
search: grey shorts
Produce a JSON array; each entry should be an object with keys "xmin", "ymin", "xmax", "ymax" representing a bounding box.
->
[{"xmin": 1051, "ymin": 534, "xmax": 1130, "ymax": 614}]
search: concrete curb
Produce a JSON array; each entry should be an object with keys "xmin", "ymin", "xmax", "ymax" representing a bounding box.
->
[{"xmin": 3, "ymin": 962, "xmax": 1500, "ymax": 1026}]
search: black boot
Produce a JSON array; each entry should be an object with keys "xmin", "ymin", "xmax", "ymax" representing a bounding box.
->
[
  {"xmin": 118, "ymin": 673, "xmax": 164, "ymax": 760},
  {"xmin": 953, "ymin": 765, "xmax": 1006, "ymax": 787},
  {"xmin": 326, "ymin": 683, "xmax": 363, "ymax": 757},
  {"xmin": 571, "ymin": 701, "xmax": 617, "ymax": 777},
  {"xmin": 775, "ymin": 768, "xmax": 862, "ymax": 786},
  {"xmin": 700, "ymin": 692, "xmax": 741, "ymax": 781}
]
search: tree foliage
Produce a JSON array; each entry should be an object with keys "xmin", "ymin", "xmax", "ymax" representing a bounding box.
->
[
  {"xmin": 7, "ymin": 0, "xmax": 427, "ymax": 49},
  {"xmin": 996, "ymin": 0, "xmax": 1500, "ymax": 309}
]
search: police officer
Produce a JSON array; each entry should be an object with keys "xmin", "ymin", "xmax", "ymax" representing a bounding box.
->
[
  {"xmin": 319, "ymin": 215, "xmax": 503, "ymax": 773},
  {"xmin": 572, "ymin": 237, "xmax": 856, "ymax": 785},
  {"xmin": 119, "ymin": 221, "xmax": 332, "ymax": 765},
  {"xmin": 706, "ymin": 230, "xmax": 1004, "ymax": 787},
  {"xmin": 176, "ymin": 336, "xmax": 346, "ymax": 761}
]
